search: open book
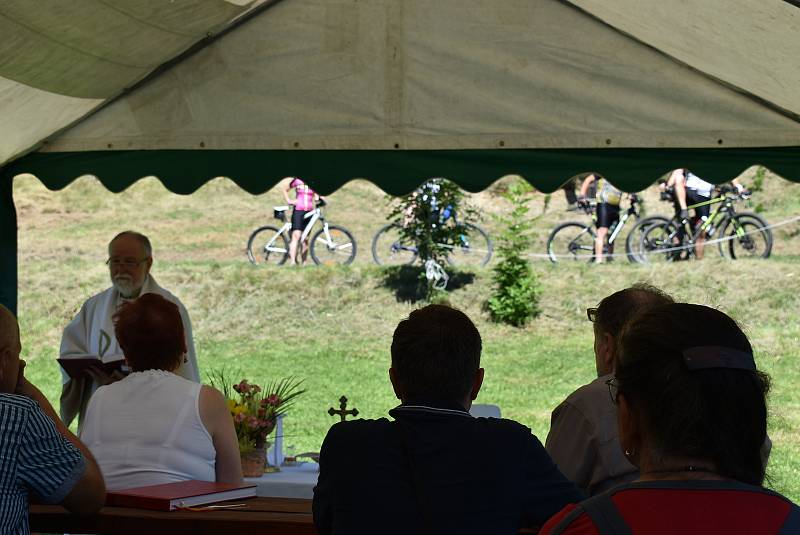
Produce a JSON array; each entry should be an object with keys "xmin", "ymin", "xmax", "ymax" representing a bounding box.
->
[
  {"xmin": 57, "ymin": 356, "xmax": 128, "ymax": 380},
  {"xmin": 106, "ymin": 480, "xmax": 257, "ymax": 511}
]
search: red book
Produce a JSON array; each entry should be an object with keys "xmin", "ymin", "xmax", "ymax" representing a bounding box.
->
[{"xmin": 106, "ymin": 481, "xmax": 257, "ymax": 511}]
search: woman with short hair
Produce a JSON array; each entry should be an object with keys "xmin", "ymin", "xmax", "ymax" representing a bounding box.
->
[
  {"xmin": 80, "ymin": 293, "xmax": 242, "ymax": 490},
  {"xmin": 542, "ymin": 303, "xmax": 798, "ymax": 534}
]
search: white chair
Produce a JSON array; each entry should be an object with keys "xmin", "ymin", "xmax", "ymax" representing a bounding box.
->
[{"xmin": 469, "ymin": 404, "xmax": 501, "ymax": 418}]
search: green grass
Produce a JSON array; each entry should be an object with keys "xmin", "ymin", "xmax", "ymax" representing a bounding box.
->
[{"xmin": 12, "ymin": 169, "xmax": 800, "ymax": 499}]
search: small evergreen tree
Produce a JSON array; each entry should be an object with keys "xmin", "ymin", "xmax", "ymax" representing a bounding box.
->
[{"xmin": 487, "ymin": 179, "xmax": 544, "ymax": 326}]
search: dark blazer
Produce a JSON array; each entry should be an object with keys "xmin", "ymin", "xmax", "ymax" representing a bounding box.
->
[{"xmin": 313, "ymin": 401, "xmax": 584, "ymax": 535}]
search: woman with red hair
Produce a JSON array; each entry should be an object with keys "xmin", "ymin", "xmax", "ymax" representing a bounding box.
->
[{"xmin": 80, "ymin": 293, "xmax": 242, "ymax": 489}]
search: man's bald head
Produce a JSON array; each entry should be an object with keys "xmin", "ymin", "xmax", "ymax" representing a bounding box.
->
[
  {"xmin": 0, "ymin": 304, "xmax": 21, "ymax": 394},
  {"xmin": 0, "ymin": 304, "xmax": 20, "ymax": 355}
]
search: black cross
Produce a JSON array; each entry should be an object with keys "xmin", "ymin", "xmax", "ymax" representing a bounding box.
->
[{"xmin": 328, "ymin": 396, "xmax": 359, "ymax": 422}]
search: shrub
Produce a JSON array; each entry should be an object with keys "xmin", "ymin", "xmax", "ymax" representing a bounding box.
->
[
  {"xmin": 387, "ymin": 178, "xmax": 478, "ymax": 298},
  {"xmin": 388, "ymin": 179, "xmax": 477, "ymax": 265},
  {"xmin": 487, "ymin": 179, "xmax": 543, "ymax": 326}
]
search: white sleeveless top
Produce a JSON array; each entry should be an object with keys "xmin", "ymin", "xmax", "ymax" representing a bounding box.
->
[{"xmin": 81, "ymin": 370, "xmax": 216, "ymax": 490}]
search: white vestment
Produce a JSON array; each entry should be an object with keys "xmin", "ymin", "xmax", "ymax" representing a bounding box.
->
[{"xmin": 59, "ymin": 274, "xmax": 200, "ymax": 426}]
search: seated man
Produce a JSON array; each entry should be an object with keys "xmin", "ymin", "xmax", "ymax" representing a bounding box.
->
[
  {"xmin": 0, "ymin": 304, "xmax": 105, "ymax": 533},
  {"xmin": 313, "ymin": 305, "xmax": 583, "ymax": 535},
  {"xmin": 546, "ymin": 284, "xmax": 673, "ymax": 495},
  {"xmin": 59, "ymin": 230, "xmax": 200, "ymax": 428}
]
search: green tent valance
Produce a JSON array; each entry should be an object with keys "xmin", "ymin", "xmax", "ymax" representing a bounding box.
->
[{"xmin": 6, "ymin": 146, "xmax": 800, "ymax": 196}]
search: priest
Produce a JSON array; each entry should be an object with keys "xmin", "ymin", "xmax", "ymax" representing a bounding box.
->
[{"xmin": 59, "ymin": 231, "xmax": 199, "ymax": 427}]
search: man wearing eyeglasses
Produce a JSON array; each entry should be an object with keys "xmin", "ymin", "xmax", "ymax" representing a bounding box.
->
[
  {"xmin": 58, "ymin": 231, "xmax": 200, "ymax": 428},
  {"xmin": 544, "ymin": 284, "xmax": 673, "ymax": 495}
]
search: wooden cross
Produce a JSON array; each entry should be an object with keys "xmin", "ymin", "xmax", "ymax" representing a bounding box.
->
[{"xmin": 328, "ymin": 396, "xmax": 359, "ymax": 422}]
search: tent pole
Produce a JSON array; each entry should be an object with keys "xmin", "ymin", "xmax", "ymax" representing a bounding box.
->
[{"xmin": 0, "ymin": 170, "xmax": 17, "ymax": 316}]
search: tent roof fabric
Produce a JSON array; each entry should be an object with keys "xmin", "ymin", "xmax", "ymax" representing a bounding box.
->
[
  {"xmin": 33, "ymin": 0, "xmax": 800, "ymax": 153},
  {"xmin": 570, "ymin": 0, "xmax": 800, "ymax": 120},
  {"xmin": 1, "ymin": 0, "xmax": 799, "ymax": 193},
  {"xmin": 0, "ymin": 0, "xmax": 273, "ymax": 166},
  {"xmin": 1, "ymin": 0, "xmax": 799, "ymax": 316}
]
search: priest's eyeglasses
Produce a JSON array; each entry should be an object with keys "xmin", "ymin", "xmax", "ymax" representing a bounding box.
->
[
  {"xmin": 106, "ymin": 257, "xmax": 148, "ymax": 269},
  {"xmin": 605, "ymin": 376, "xmax": 620, "ymax": 404}
]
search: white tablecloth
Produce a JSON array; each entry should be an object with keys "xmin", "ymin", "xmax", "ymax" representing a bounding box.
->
[{"xmin": 244, "ymin": 463, "xmax": 319, "ymax": 499}]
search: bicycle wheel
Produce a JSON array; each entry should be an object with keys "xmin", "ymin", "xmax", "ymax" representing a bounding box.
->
[
  {"xmin": 624, "ymin": 216, "xmax": 669, "ymax": 263},
  {"xmin": 247, "ymin": 226, "xmax": 289, "ymax": 265},
  {"xmin": 718, "ymin": 213, "xmax": 772, "ymax": 260},
  {"xmin": 371, "ymin": 224, "xmax": 418, "ymax": 266},
  {"xmin": 445, "ymin": 223, "xmax": 493, "ymax": 268},
  {"xmin": 639, "ymin": 220, "xmax": 685, "ymax": 263},
  {"xmin": 310, "ymin": 225, "xmax": 357, "ymax": 265},
  {"xmin": 547, "ymin": 222, "xmax": 595, "ymax": 263}
]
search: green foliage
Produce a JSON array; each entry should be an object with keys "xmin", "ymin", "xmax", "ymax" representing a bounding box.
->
[
  {"xmin": 387, "ymin": 179, "xmax": 478, "ymax": 298},
  {"xmin": 487, "ymin": 179, "xmax": 542, "ymax": 326},
  {"xmin": 13, "ymin": 173, "xmax": 800, "ymax": 501},
  {"xmin": 387, "ymin": 179, "xmax": 477, "ymax": 266},
  {"xmin": 209, "ymin": 369, "xmax": 306, "ymax": 452}
]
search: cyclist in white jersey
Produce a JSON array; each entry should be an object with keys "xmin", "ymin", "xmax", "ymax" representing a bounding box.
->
[
  {"xmin": 665, "ymin": 169, "xmax": 744, "ymax": 259},
  {"xmin": 579, "ymin": 173, "xmax": 623, "ymax": 263}
]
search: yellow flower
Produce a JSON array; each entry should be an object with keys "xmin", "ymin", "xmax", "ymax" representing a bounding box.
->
[
  {"xmin": 231, "ymin": 403, "xmax": 248, "ymax": 415},
  {"xmin": 226, "ymin": 399, "xmax": 237, "ymax": 411}
]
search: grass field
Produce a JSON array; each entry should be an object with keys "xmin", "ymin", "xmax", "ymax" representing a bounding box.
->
[{"xmin": 12, "ymin": 168, "xmax": 800, "ymax": 499}]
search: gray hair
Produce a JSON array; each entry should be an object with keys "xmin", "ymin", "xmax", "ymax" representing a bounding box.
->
[
  {"xmin": 596, "ymin": 283, "xmax": 674, "ymax": 338},
  {"xmin": 109, "ymin": 231, "xmax": 153, "ymax": 258}
]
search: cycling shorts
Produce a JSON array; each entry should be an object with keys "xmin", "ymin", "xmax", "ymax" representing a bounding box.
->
[
  {"xmin": 686, "ymin": 189, "xmax": 711, "ymax": 220},
  {"xmin": 596, "ymin": 203, "xmax": 620, "ymax": 229},
  {"xmin": 291, "ymin": 209, "xmax": 312, "ymax": 232}
]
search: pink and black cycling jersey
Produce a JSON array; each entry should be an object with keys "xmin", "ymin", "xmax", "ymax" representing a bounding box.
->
[{"xmin": 290, "ymin": 178, "xmax": 315, "ymax": 211}]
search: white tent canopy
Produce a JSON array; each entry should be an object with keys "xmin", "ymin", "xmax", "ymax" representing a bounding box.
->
[
  {"xmin": 29, "ymin": 0, "xmax": 800, "ymax": 156},
  {"xmin": 2, "ymin": 0, "xmax": 799, "ymax": 315},
  {"xmin": 0, "ymin": 0, "xmax": 273, "ymax": 166}
]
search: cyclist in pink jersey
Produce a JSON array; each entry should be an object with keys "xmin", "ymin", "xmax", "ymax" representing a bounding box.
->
[{"xmin": 282, "ymin": 177, "xmax": 326, "ymax": 265}]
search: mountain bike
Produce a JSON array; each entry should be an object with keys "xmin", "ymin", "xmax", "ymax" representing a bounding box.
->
[
  {"xmin": 247, "ymin": 201, "xmax": 357, "ymax": 265},
  {"xmin": 546, "ymin": 194, "xmax": 666, "ymax": 263},
  {"xmin": 637, "ymin": 186, "xmax": 771, "ymax": 263},
  {"xmin": 371, "ymin": 222, "xmax": 492, "ymax": 267}
]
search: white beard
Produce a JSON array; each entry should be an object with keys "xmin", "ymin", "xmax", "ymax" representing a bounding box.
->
[{"xmin": 112, "ymin": 276, "xmax": 143, "ymax": 299}]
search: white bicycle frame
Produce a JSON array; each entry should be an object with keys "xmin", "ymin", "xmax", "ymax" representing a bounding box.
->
[
  {"xmin": 604, "ymin": 195, "xmax": 639, "ymax": 246},
  {"xmin": 265, "ymin": 206, "xmax": 348, "ymax": 256},
  {"xmin": 606, "ymin": 210, "xmax": 632, "ymax": 245}
]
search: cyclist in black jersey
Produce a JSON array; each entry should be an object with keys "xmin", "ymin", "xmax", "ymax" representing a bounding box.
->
[
  {"xmin": 663, "ymin": 169, "xmax": 746, "ymax": 259},
  {"xmin": 578, "ymin": 174, "xmax": 623, "ymax": 263}
]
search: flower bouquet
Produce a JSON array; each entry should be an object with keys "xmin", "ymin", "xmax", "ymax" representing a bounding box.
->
[{"xmin": 211, "ymin": 371, "xmax": 305, "ymax": 476}]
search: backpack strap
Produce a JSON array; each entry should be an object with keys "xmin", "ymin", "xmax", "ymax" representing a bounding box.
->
[
  {"xmin": 548, "ymin": 492, "xmax": 633, "ymax": 535},
  {"xmin": 779, "ymin": 504, "xmax": 800, "ymax": 535},
  {"xmin": 580, "ymin": 493, "xmax": 634, "ymax": 535}
]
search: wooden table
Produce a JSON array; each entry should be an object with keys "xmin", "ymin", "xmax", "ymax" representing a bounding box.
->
[{"xmin": 30, "ymin": 496, "xmax": 317, "ymax": 535}]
